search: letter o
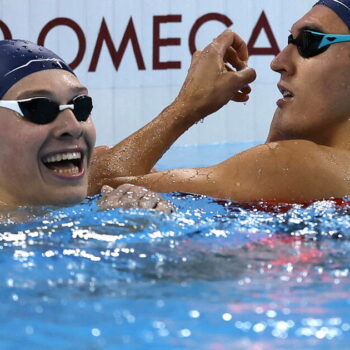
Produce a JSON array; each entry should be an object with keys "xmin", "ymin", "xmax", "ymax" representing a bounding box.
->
[
  {"xmin": 189, "ymin": 13, "xmax": 233, "ymax": 54},
  {"xmin": 38, "ymin": 17, "xmax": 86, "ymax": 69}
]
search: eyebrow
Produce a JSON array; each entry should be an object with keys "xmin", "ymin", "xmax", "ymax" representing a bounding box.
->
[
  {"xmin": 291, "ymin": 24, "xmax": 327, "ymax": 35},
  {"xmin": 16, "ymin": 86, "xmax": 88, "ymax": 100}
]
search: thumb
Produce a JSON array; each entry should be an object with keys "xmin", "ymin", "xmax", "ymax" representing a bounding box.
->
[
  {"xmin": 235, "ymin": 67, "xmax": 256, "ymax": 85},
  {"xmin": 101, "ymin": 185, "xmax": 114, "ymax": 195}
]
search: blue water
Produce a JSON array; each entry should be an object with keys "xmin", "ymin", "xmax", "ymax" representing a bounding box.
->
[{"xmin": 1, "ymin": 143, "xmax": 350, "ymax": 350}]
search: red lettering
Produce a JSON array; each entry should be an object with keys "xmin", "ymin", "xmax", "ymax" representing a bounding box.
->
[
  {"xmin": 248, "ymin": 11, "xmax": 280, "ymax": 56},
  {"xmin": 189, "ymin": 13, "xmax": 232, "ymax": 54},
  {"xmin": 0, "ymin": 20, "xmax": 12, "ymax": 39},
  {"xmin": 38, "ymin": 18, "xmax": 86, "ymax": 69},
  {"xmin": 0, "ymin": 12, "xmax": 282, "ymax": 72},
  {"xmin": 89, "ymin": 17, "xmax": 145, "ymax": 72},
  {"xmin": 153, "ymin": 15, "xmax": 181, "ymax": 70}
]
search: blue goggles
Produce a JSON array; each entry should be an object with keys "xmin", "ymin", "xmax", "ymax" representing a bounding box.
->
[{"xmin": 288, "ymin": 30, "xmax": 350, "ymax": 58}]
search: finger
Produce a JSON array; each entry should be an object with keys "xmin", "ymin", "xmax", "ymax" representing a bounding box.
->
[
  {"xmin": 230, "ymin": 32, "xmax": 249, "ymax": 62},
  {"xmin": 231, "ymin": 85, "xmax": 252, "ymax": 102},
  {"xmin": 125, "ymin": 185, "xmax": 148, "ymax": 199},
  {"xmin": 101, "ymin": 185, "xmax": 114, "ymax": 195},
  {"xmin": 117, "ymin": 185, "xmax": 150, "ymax": 208},
  {"xmin": 231, "ymin": 92, "xmax": 250, "ymax": 103},
  {"xmin": 207, "ymin": 29, "xmax": 236, "ymax": 57},
  {"xmin": 235, "ymin": 67, "xmax": 256, "ymax": 84},
  {"xmin": 226, "ymin": 67, "xmax": 256, "ymax": 90},
  {"xmin": 224, "ymin": 47, "xmax": 246, "ymax": 71},
  {"xmin": 115, "ymin": 183, "xmax": 135, "ymax": 192},
  {"xmin": 118, "ymin": 197, "xmax": 140, "ymax": 209},
  {"xmin": 154, "ymin": 200, "xmax": 175, "ymax": 214},
  {"xmin": 239, "ymin": 85, "xmax": 252, "ymax": 94},
  {"xmin": 104, "ymin": 183, "xmax": 136, "ymax": 202},
  {"xmin": 139, "ymin": 194, "xmax": 159, "ymax": 210}
]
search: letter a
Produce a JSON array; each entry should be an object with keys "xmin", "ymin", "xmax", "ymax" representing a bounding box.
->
[{"xmin": 248, "ymin": 11, "xmax": 280, "ymax": 56}]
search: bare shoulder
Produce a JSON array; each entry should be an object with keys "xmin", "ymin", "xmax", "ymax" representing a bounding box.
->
[
  {"xmin": 259, "ymin": 139, "xmax": 350, "ymax": 165},
  {"xmin": 222, "ymin": 139, "xmax": 350, "ymax": 167},
  {"xmin": 216, "ymin": 140, "xmax": 350, "ymax": 201}
]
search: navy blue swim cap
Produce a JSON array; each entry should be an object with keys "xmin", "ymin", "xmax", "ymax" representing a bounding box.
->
[
  {"xmin": 0, "ymin": 39, "xmax": 75, "ymax": 98},
  {"xmin": 314, "ymin": 0, "xmax": 350, "ymax": 29}
]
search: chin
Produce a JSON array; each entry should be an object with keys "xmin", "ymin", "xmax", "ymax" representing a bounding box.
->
[
  {"xmin": 53, "ymin": 196, "xmax": 86, "ymax": 207},
  {"xmin": 36, "ymin": 188, "xmax": 88, "ymax": 207},
  {"xmin": 268, "ymin": 115, "xmax": 306, "ymax": 142}
]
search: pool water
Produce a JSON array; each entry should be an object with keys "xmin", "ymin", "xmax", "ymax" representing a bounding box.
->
[{"xmin": 1, "ymin": 143, "xmax": 350, "ymax": 350}]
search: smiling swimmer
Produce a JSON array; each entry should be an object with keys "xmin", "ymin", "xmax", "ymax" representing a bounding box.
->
[{"xmin": 0, "ymin": 39, "xmax": 173, "ymax": 212}]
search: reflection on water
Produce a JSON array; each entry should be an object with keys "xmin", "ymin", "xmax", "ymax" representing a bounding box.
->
[{"xmin": 0, "ymin": 193, "xmax": 350, "ymax": 350}]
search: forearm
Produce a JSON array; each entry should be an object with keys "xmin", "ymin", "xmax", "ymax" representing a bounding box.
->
[
  {"xmin": 106, "ymin": 101, "xmax": 202, "ymax": 175},
  {"xmin": 88, "ymin": 101, "xmax": 202, "ymax": 195},
  {"xmin": 100, "ymin": 167, "xmax": 225, "ymax": 198},
  {"xmin": 95, "ymin": 30, "xmax": 255, "ymax": 178}
]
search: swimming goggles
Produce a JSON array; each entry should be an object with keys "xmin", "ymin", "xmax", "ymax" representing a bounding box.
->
[
  {"xmin": 288, "ymin": 30, "xmax": 350, "ymax": 58},
  {"xmin": 0, "ymin": 94, "xmax": 93, "ymax": 124}
]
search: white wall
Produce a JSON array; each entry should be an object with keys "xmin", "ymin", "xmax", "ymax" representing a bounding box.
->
[{"xmin": 0, "ymin": 0, "xmax": 315, "ymax": 146}]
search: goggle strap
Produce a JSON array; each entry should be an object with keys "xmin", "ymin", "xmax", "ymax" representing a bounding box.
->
[
  {"xmin": 316, "ymin": 33, "xmax": 350, "ymax": 49},
  {"xmin": 0, "ymin": 100, "xmax": 23, "ymax": 116}
]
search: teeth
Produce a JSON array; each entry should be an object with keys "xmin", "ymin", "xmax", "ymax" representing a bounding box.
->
[
  {"xmin": 52, "ymin": 166, "xmax": 80, "ymax": 174},
  {"xmin": 280, "ymin": 88, "xmax": 293, "ymax": 98},
  {"xmin": 43, "ymin": 152, "xmax": 81, "ymax": 163}
]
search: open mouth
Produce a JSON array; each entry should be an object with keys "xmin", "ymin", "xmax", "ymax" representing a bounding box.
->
[
  {"xmin": 42, "ymin": 151, "xmax": 84, "ymax": 176},
  {"xmin": 279, "ymin": 86, "xmax": 294, "ymax": 100}
]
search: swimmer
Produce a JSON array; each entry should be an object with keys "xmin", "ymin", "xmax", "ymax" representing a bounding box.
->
[
  {"xmin": 0, "ymin": 40, "xmax": 173, "ymax": 213},
  {"xmin": 90, "ymin": 0, "xmax": 350, "ymax": 203}
]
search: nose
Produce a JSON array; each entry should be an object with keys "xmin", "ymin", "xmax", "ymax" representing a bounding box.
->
[
  {"xmin": 270, "ymin": 43, "xmax": 297, "ymax": 76},
  {"xmin": 52, "ymin": 108, "xmax": 84, "ymax": 139}
]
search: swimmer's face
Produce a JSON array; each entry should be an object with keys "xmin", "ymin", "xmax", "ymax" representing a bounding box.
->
[
  {"xmin": 0, "ymin": 69, "xmax": 96, "ymax": 206},
  {"xmin": 269, "ymin": 5, "xmax": 350, "ymax": 142}
]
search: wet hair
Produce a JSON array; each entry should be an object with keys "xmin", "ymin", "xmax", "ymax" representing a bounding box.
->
[
  {"xmin": 315, "ymin": 0, "xmax": 350, "ymax": 30},
  {"xmin": 0, "ymin": 39, "xmax": 74, "ymax": 98}
]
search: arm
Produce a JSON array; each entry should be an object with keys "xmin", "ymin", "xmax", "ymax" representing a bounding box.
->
[
  {"xmin": 95, "ymin": 140, "xmax": 350, "ymax": 202},
  {"xmin": 88, "ymin": 30, "xmax": 256, "ymax": 195}
]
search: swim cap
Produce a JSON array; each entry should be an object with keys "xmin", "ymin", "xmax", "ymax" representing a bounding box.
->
[
  {"xmin": 314, "ymin": 0, "xmax": 350, "ymax": 29},
  {"xmin": 0, "ymin": 39, "xmax": 75, "ymax": 98}
]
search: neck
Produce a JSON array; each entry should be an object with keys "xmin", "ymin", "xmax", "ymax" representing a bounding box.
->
[
  {"xmin": 309, "ymin": 118, "xmax": 350, "ymax": 149},
  {"xmin": 267, "ymin": 116, "xmax": 350, "ymax": 151}
]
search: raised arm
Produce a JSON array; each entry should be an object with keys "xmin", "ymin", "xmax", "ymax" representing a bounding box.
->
[
  {"xmin": 88, "ymin": 30, "xmax": 256, "ymax": 195},
  {"xmin": 95, "ymin": 140, "xmax": 350, "ymax": 202}
]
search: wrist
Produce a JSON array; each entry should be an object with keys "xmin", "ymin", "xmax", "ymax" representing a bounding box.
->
[{"xmin": 170, "ymin": 97, "xmax": 205, "ymax": 127}]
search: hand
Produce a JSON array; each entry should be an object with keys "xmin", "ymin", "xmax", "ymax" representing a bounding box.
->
[
  {"xmin": 175, "ymin": 29, "xmax": 256, "ymax": 121},
  {"xmin": 97, "ymin": 184, "xmax": 174, "ymax": 213}
]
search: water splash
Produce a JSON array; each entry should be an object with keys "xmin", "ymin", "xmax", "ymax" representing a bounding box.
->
[{"xmin": 1, "ymin": 193, "xmax": 350, "ymax": 349}]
